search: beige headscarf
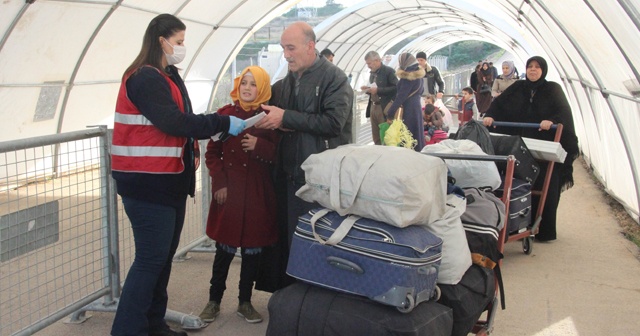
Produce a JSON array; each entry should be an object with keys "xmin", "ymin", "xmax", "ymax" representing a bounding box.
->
[
  {"xmin": 398, "ymin": 53, "xmax": 418, "ymax": 70},
  {"xmin": 230, "ymin": 65, "xmax": 271, "ymax": 111}
]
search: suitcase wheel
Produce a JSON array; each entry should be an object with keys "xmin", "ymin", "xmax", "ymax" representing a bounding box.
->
[
  {"xmin": 523, "ymin": 236, "xmax": 533, "ymax": 255},
  {"xmin": 432, "ymin": 285, "xmax": 441, "ymax": 301},
  {"xmin": 396, "ymin": 293, "xmax": 415, "ymax": 313}
]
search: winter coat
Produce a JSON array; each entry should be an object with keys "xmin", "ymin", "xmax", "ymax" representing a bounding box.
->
[
  {"xmin": 423, "ymin": 66, "xmax": 445, "ymax": 95},
  {"xmin": 271, "ymin": 56, "xmax": 353, "ymax": 184},
  {"xmin": 386, "ymin": 64, "xmax": 426, "ymax": 151},
  {"xmin": 492, "ymin": 74, "xmax": 519, "ymax": 97},
  {"xmin": 205, "ymin": 104, "xmax": 280, "ymax": 248},
  {"xmin": 484, "ymin": 79, "xmax": 579, "ymax": 190},
  {"xmin": 365, "ymin": 64, "xmax": 398, "ymax": 118}
]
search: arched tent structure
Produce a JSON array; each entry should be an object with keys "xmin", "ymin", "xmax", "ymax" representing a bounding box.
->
[{"xmin": 0, "ymin": 0, "xmax": 639, "ymax": 221}]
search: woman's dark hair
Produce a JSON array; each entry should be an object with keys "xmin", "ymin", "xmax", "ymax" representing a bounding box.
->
[{"xmin": 124, "ymin": 14, "xmax": 186, "ymax": 77}]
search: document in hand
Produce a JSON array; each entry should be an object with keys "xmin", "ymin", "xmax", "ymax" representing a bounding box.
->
[{"xmin": 211, "ymin": 112, "xmax": 266, "ymax": 142}]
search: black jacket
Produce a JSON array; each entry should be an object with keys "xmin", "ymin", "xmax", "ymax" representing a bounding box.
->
[
  {"xmin": 423, "ymin": 66, "xmax": 445, "ymax": 95},
  {"xmin": 271, "ymin": 56, "xmax": 353, "ymax": 184},
  {"xmin": 365, "ymin": 64, "xmax": 398, "ymax": 118}
]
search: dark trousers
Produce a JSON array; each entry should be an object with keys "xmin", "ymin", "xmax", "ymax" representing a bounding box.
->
[
  {"xmin": 111, "ymin": 197, "xmax": 185, "ymax": 336},
  {"xmin": 208, "ymin": 243, "xmax": 260, "ymax": 303},
  {"xmin": 286, "ymin": 180, "xmax": 318, "ymax": 248}
]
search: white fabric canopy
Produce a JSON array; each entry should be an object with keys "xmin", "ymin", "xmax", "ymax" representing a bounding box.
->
[{"xmin": 0, "ymin": 0, "xmax": 638, "ymax": 221}]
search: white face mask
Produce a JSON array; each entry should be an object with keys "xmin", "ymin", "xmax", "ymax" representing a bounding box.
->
[{"xmin": 163, "ymin": 39, "xmax": 186, "ymax": 65}]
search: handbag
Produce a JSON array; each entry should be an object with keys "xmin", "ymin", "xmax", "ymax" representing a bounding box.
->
[
  {"xmin": 479, "ymin": 83, "xmax": 491, "ymax": 94},
  {"xmin": 295, "ymin": 144, "xmax": 448, "ymax": 228}
]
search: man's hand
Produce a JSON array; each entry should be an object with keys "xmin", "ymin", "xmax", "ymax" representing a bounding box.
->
[
  {"xmin": 368, "ymin": 86, "xmax": 378, "ymax": 95},
  {"xmin": 436, "ymin": 92, "xmax": 443, "ymax": 99},
  {"xmin": 255, "ymin": 104, "xmax": 284, "ymax": 130},
  {"xmin": 483, "ymin": 117, "xmax": 494, "ymax": 127}
]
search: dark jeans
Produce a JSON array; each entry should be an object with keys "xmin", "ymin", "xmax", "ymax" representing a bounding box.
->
[
  {"xmin": 286, "ymin": 180, "xmax": 318, "ymax": 248},
  {"xmin": 208, "ymin": 243, "xmax": 260, "ymax": 304},
  {"xmin": 111, "ymin": 196, "xmax": 186, "ymax": 336}
]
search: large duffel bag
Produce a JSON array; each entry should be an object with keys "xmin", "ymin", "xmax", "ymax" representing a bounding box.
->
[
  {"xmin": 266, "ymin": 282, "xmax": 454, "ymax": 336},
  {"xmin": 287, "ymin": 208, "xmax": 443, "ymax": 312},
  {"xmin": 494, "ymin": 178, "xmax": 532, "ymax": 235},
  {"xmin": 490, "ymin": 134, "xmax": 540, "ymax": 184},
  {"xmin": 296, "ymin": 144, "xmax": 448, "ymax": 228},
  {"xmin": 438, "ymin": 265, "xmax": 496, "ymax": 336}
]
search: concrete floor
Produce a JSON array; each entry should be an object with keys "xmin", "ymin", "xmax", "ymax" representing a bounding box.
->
[{"xmin": 38, "ymin": 159, "xmax": 640, "ymax": 336}]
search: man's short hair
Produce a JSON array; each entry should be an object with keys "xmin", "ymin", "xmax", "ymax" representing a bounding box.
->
[
  {"xmin": 320, "ymin": 48, "xmax": 334, "ymax": 58},
  {"xmin": 416, "ymin": 51, "xmax": 427, "ymax": 60},
  {"xmin": 364, "ymin": 51, "xmax": 381, "ymax": 61}
]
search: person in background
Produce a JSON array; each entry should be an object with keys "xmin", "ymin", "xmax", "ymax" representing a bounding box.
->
[
  {"xmin": 489, "ymin": 61, "xmax": 499, "ymax": 81},
  {"xmin": 492, "ymin": 60, "xmax": 519, "ymax": 97},
  {"xmin": 320, "ymin": 48, "xmax": 334, "ymax": 63},
  {"xmin": 110, "ymin": 13, "xmax": 245, "ymax": 336},
  {"xmin": 361, "ymin": 50, "xmax": 398, "ymax": 145},
  {"xmin": 385, "ymin": 52, "xmax": 425, "ymax": 151},
  {"xmin": 470, "ymin": 61, "xmax": 482, "ymax": 91},
  {"xmin": 456, "ymin": 86, "xmax": 480, "ymax": 125},
  {"xmin": 483, "ymin": 56, "xmax": 579, "ymax": 242},
  {"xmin": 198, "ymin": 66, "xmax": 279, "ymax": 325},
  {"xmin": 425, "ymin": 93, "xmax": 450, "ymax": 132},
  {"xmin": 415, "ymin": 51, "xmax": 444, "ymax": 98},
  {"xmin": 475, "ymin": 61, "xmax": 494, "ymax": 115},
  {"xmin": 255, "ymin": 21, "xmax": 352, "ymax": 248}
]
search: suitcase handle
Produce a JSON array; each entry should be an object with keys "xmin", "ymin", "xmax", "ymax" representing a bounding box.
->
[{"xmin": 326, "ymin": 256, "xmax": 364, "ymax": 274}]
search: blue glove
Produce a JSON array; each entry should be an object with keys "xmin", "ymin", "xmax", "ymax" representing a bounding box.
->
[{"xmin": 227, "ymin": 116, "xmax": 246, "ymax": 136}]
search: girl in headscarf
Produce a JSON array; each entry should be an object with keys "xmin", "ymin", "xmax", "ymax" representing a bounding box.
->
[
  {"xmin": 199, "ymin": 65, "xmax": 280, "ymax": 324},
  {"xmin": 385, "ymin": 52, "xmax": 426, "ymax": 151},
  {"xmin": 483, "ymin": 56, "xmax": 579, "ymax": 242},
  {"xmin": 492, "ymin": 60, "xmax": 519, "ymax": 97},
  {"xmin": 475, "ymin": 61, "xmax": 494, "ymax": 114}
]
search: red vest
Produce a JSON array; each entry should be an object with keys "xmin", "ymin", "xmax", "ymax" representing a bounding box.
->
[{"xmin": 111, "ymin": 66, "xmax": 186, "ymax": 173}]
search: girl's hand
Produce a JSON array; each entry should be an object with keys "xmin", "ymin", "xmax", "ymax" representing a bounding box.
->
[
  {"xmin": 241, "ymin": 134, "xmax": 257, "ymax": 151},
  {"xmin": 214, "ymin": 187, "xmax": 227, "ymax": 205}
]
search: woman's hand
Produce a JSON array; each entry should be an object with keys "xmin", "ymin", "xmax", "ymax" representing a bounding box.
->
[
  {"xmin": 214, "ymin": 187, "xmax": 227, "ymax": 205},
  {"xmin": 539, "ymin": 120, "xmax": 553, "ymax": 131},
  {"xmin": 241, "ymin": 133, "xmax": 257, "ymax": 151},
  {"xmin": 483, "ymin": 117, "xmax": 494, "ymax": 127}
]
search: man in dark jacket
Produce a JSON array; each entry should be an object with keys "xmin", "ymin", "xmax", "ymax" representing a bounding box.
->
[
  {"xmin": 256, "ymin": 21, "xmax": 353, "ymax": 246},
  {"xmin": 416, "ymin": 51, "xmax": 445, "ymax": 98},
  {"xmin": 360, "ymin": 50, "xmax": 397, "ymax": 145}
]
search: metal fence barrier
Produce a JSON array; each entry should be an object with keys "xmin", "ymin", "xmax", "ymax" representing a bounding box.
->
[{"xmin": 0, "ymin": 126, "xmax": 208, "ymax": 336}]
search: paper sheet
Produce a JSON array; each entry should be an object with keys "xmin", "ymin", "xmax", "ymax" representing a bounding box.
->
[{"xmin": 210, "ymin": 112, "xmax": 267, "ymax": 142}]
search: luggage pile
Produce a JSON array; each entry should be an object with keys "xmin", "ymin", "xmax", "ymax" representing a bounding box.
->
[{"xmin": 266, "ymin": 144, "xmax": 504, "ymax": 336}]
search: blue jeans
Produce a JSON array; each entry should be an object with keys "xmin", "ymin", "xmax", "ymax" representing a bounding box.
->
[{"xmin": 111, "ymin": 197, "xmax": 186, "ymax": 336}]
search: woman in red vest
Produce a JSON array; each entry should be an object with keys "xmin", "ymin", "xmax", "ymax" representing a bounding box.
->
[{"xmin": 110, "ymin": 14, "xmax": 245, "ymax": 336}]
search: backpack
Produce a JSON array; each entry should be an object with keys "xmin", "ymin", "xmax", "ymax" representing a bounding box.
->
[
  {"xmin": 455, "ymin": 120, "xmax": 495, "ymax": 155},
  {"xmin": 460, "ymin": 187, "xmax": 507, "ymax": 308}
]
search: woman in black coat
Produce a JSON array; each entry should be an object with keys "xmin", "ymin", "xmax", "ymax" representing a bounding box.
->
[{"xmin": 483, "ymin": 56, "xmax": 579, "ymax": 241}]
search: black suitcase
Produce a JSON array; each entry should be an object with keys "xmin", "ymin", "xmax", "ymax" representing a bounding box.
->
[
  {"xmin": 495, "ymin": 178, "xmax": 532, "ymax": 235},
  {"xmin": 437, "ymin": 265, "xmax": 496, "ymax": 336},
  {"xmin": 490, "ymin": 135, "xmax": 540, "ymax": 184},
  {"xmin": 266, "ymin": 282, "xmax": 453, "ymax": 336}
]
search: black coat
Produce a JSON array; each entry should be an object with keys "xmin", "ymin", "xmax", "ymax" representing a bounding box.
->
[
  {"xmin": 484, "ymin": 79, "xmax": 579, "ymax": 189},
  {"xmin": 271, "ymin": 56, "xmax": 353, "ymax": 184},
  {"xmin": 365, "ymin": 64, "xmax": 398, "ymax": 118}
]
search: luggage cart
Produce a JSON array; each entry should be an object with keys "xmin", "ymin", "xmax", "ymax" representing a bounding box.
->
[
  {"xmin": 423, "ymin": 152, "xmax": 516, "ymax": 336},
  {"xmin": 490, "ymin": 121, "xmax": 564, "ymax": 255}
]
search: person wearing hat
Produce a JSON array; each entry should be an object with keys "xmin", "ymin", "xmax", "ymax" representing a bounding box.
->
[
  {"xmin": 415, "ymin": 51, "xmax": 444, "ymax": 98},
  {"xmin": 320, "ymin": 48, "xmax": 334, "ymax": 63}
]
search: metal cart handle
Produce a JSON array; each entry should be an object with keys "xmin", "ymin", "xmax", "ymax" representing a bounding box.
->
[{"xmin": 489, "ymin": 121, "xmax": 558, "ymax": 129}]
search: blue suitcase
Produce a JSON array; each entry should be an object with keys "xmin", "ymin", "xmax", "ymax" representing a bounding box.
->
[{"xmin": 287, "ymin": 208, "xmax": 443, "ymax": 312}]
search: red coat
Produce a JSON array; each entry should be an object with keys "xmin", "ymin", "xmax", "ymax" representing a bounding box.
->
[{"xmin": 205, "ymin": 104, "xmax": 279, "ymax": 248}]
